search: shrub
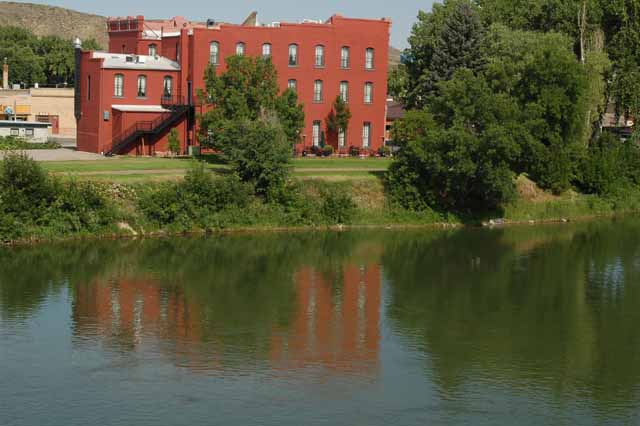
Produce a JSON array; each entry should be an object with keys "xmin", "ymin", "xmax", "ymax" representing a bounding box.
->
[
  {"xmin": 266, "ymin": 181, "xmax": 323, "ymax": 226},
  {"xmin": 0, "ymin": 153, "xmax": 116, "ymax": 241},
  {"xmin": 349, "ymin": 146, "xmax": 361, "ymax": 157},
  {"xmin": 320, "ymin": 188, "xmax": 357, "ymax": 224},
  {"xmin": 209, "ymin": 118, "xmax": 292, "ymax": 198},
  {"xmin": 309, "ymin": 145, "xmax": 323, "ymax": 156},
  {"xmin": 378, "ymin": 146, "xmax": 391, "ymax": 157},
  {"xmin": 0, "ymin": 136, "xmax": 60, "ymax": 150},
  {"xmin": 322, "ymin": 145, "xmax": 334, "ymax": 157},
  {"xmin": 577, "ymin": 132, "xmax": 640, "ymax": 195},
  {"xmin": 138, "ymin": 163, "xmax": 254, "ymax": 228},
  {"xmin": 0, "ymin": 152, "xmax": 54, "ymax": 218}
]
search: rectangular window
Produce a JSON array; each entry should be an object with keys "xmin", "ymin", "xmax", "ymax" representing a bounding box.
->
[
  {"xmin": 362, "ymin": 122, "xmax": 371, "ymax": 148},
  {"xmin": 340, "ymin": 81, "xmax": 349, "ymax": 103},
  {"xmin": 137, "ymin": 75, "xmax": 147, "ymax": 98},
  {"xmin": 10, "ymin": 128, "xmax": 19, "ymax": 136},
  {"xmin": 114, "ymin": 74, "xmax": 124, "ymax": 97},
  {"xmin": 312, "ymin": 121, "xmax": 321, "ymax": 147},
  {"xmin": 25, "ymin": 128, "xmax": 34, "ymax": 137},
  {"xmin": 341, "ymin": 47, "xmax": 350, "ymax": 69},
  {"xmin": 315, "ymin": 45, "xmax": 325, "ymax": 67},
  {"xmin": 364, "ymin": 82, "xmax": 373, "ymax": 104},
  {"xmin": 288, "ymin": 79, "xmax": 297, "ymax": 92},
  {"xmin": 313, "ymin": 80, "xmax": 323, "ymax": 103},
  {"xmin": 149, "ymin": 44, "xmax": 157, "ymax": 56},
  {"xmin": 365, "ymin": 48, "xmax": 375, "ymax": 70},
  {"xmin": 338, "ymin": 128, "xmax": 346, "ymax": 148}
]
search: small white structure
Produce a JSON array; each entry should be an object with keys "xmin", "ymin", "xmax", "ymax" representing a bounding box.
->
[{"xmin": 0, "ymin": 120, "xmax": 52, "ymax": 143}]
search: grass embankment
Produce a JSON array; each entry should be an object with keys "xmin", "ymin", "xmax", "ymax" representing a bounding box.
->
[
  {"xmin": 42, "ymin": 156, "xmax": 391, "ymax": 183},
  {"xmin": 2, "ymin": 154, "xmax": 638, "ymax": 245}
]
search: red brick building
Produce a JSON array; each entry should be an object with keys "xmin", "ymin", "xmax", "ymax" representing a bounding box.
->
[{"xmin": 76, "ymin": 13, "xmax": 391, "ymax": 155}]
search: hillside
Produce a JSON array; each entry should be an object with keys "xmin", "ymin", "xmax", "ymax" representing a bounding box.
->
[
  {"xmin": 388, "ymin": 46, "xmax": 402, "ymax": 69},
  {"xmin": 0, "ymin": 1, "xmax": 107, "ymax": 46}
]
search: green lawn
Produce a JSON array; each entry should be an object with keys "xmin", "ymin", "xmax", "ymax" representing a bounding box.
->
[{"xmin": 42, "ymin": 155, "xmax": 391, "ymax": 183}]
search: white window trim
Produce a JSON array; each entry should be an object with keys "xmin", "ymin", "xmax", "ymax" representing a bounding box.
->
[
  {"xmin": 312, "ymin": 121, "xmax": 321, "ymax": 147},
  {"xmin": 341, "ymin": 47, "xmax": 350, "ymax": 69},
  {"xmin": 210, "ymin": 41, "xmax": 220, "ymax": 65},
  {"xmin": 340, "ymin": 81, "xmax": 349, "ymax": 103},
  {"xmin": 289, "ymin": 44, "xmax": 299, "ymax": 66},
  {"xmin": 236, "ymin": 42, "xmax": 245, "ymax": 56},
  {"xmin": 313, "ymin": 80, "xmax": 323, "ymax": 103},
  {"xmin": 338, "ymin": 128, "xmax": 346, "ymax": 148},
  {"xmin": 364, "ymin": 82, "xmax": 374, "ymax": 104},
  {"xmin": 365, "ymin": 48, "xmax": 375, "ymax": 70},
  {"xmin": 114, "ymin": 74, "xmax": 124, "ymax": 98},
  {"xmin": 362, "ymin": 123, "xmax": 371, "ymax": 148}
]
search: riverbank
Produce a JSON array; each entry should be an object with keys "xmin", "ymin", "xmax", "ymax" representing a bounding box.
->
[{"xmin": 2, "ymin": 168, "xmax": 639, "ymax": 246}]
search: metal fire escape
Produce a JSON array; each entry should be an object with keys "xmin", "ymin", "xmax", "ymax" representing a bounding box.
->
[{"xmin": 105, "ymin": 94, "xmax": 191, "ymax": 156}]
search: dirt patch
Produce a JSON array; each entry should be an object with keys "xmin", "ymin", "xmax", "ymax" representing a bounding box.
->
[{"xmin": 516, "ymin": 175, "xmax": 560, "ymax": 203}]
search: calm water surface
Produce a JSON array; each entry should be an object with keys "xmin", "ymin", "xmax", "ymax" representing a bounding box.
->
[{"xmin": 2, "ymin": 220, "xmax": 640, "ymax": 425}]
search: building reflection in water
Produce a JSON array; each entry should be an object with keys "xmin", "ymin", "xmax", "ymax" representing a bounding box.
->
[
  {"xmin": 72, "ymin": 262, "xmax": 382, "ymax": 375},
  {"xmin": 270, "ymin": 265, "xmax": 381, "ymax": 373}
]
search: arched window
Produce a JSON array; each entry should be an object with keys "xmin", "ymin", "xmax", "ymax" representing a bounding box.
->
[
  {"xmin": 341, "ymin": 46, "xmax": 350, "ymax": 69},
  {"xmin": 340, "ymin": 81, "xmax": 349, "ymax": 103},
  {"xmin": 114, "ymin": 74, "xmax": 124, "ymax": 97},
  {"xmin": 364, "ymin": 82, "xmax": 373, "ymax": 104},
  {"xmin": 315, "ymin": 45, "xmax": 325, "ymax": 67},
  {"xmin": 262, "ymin": 43, "xmax": 272, "ymax": 58},
  {"xmin": 287, "ymin": 79, "xmax": 297, "ymax": 92},
  {"xmin": 236, "ymin": 42, "xmax": 245, "ymax": 56},
  {"xmin": 365, "ymin": 48, "xmax": 375, "ymax": 70},
  {"xmin": 288, "ymin": 44, "xmax": 298, "ymax": 66},
  {"xmin": 210, "ymin": 41, "xmax": 220, "ymax": 65},
  {"xmin": 163, "ymin": 76, "xmax": 173, "ymax": 99},
  {"xmin": 137, "ymin": 75, "xmax": 147, "ymax": 98},
  {"xmin": 313, "ymin": 80, "xmax": 323, "ymax": 103},
  {"xmin": 148, "ymin": 43, "xmax": 158, "ymax": 56}
]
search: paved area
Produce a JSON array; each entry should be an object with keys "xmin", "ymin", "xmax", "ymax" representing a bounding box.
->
[{"xmin": 0, "ymin": 148, "xmax": 113, "ymax": 162}]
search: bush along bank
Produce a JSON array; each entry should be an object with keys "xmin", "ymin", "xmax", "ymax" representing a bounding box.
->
[{"xmin": 1, "ymin": 153, "xmax": 640, "ymax": 245}]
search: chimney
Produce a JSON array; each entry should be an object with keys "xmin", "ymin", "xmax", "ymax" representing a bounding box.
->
[{"xmin": 2, "ymin": 58, "xmax": 8, "ymax": 90}]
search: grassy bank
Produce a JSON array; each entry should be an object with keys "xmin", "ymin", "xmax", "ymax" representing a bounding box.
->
[
  {"xmin": 1, "ymin": 154, "xmax": 639, "ymax": 245},
  {"xmin": 40, "ymin": 156, "xmax": 390, "ymax": 183}
]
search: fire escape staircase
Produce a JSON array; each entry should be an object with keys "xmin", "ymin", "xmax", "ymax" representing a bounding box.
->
[{"xmin": 106, "ymin": 96, "xmax": 191, "ymax": 156}]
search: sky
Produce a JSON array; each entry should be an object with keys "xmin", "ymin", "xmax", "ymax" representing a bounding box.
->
[{"xmin": 9, "ymin": 0, "xmax": 437, "ymax": 47}]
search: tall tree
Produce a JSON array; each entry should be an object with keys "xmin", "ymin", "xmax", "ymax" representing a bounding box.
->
[
  {"xmin": 199, "ymin": 55, "xmax": 305, "ymax": 197},
  {"xmin": 430, "ymin": 2, "xmax": 485, "ymax": 87},
  {"xmin": 403, "ymin": 0, "xmax": 485, "ymax": 109}
]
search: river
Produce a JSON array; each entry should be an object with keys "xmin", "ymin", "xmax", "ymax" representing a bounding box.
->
[{"xmin": 2, "ymin": 219, "xmax": 640, "ymax": 425}]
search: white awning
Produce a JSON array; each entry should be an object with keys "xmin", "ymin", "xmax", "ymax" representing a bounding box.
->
[{"xmin": 112, "ymin": 105, "xmax": 169, "ymax": 113}]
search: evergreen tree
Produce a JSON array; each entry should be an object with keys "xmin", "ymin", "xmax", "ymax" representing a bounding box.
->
[
  {"xmin": 403, "ymin": 0, "xmax": 485, "ymax": 109},
  {"xmin": 429, "ymin": 2, "xmax": 485, "ymax": 90},
  {"xmin": 326, "ymin": 96, "xmax": 352, "ymax": 135}
]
